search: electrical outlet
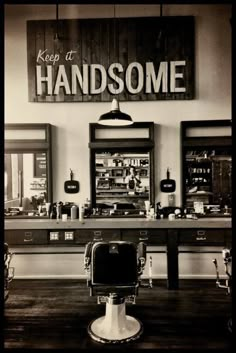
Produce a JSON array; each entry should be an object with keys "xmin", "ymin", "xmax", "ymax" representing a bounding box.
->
[
  {"xmin": 49, "ymin": 232, "xmax": 59, "ymax": 241},
  {"xmin": 65, "ymin": 231, "xmax": 74, "ymax": 240}
]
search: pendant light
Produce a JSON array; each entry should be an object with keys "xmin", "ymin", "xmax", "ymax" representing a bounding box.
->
[
  {"xmin": 97, "ymin": 5, "xmax": 133, "ymax": 126},
  {"xmin": 98, "ymin": 98, "xmax": 133, "ymax": 126}
]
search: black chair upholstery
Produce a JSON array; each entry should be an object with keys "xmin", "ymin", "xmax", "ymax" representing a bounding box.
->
[{"xmin": 91, "ymin": 242, "xmax": 137, "ymax": 285}]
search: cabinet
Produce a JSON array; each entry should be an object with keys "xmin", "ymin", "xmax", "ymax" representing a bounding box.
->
[
  {"xmin": 178, "ymin": 229, "xmax": 228, "ymax": 245},
  {"xmin": 5, "ymin": 230, "xmax": 48, "ymax": 245},
  {"xmin": 89, "ymin": 122, "xmax": 155, "ymax": 216},
  {"xmin": 5, "ymin": 219, "xmax": 232, "ymax": 289},
  {"xmin": 121, "ymin": 229, "xmax": 166, "ymax": 244},
  {"xmin": 181, "ymin": 120, "xmax": 232, "ymax": 211}
]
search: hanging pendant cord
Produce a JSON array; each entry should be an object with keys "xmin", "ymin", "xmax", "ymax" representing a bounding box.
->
[
  {"xmin": 56, "ymin": 4, "xmax": 59, "ymax": 39},
  {"xmin": 113, "ymin": 4, "xmax": 118, "ymax": 99}
]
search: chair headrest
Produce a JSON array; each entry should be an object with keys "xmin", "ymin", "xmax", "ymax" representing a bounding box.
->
[{"xmin": 91, "ymin": 241, "xmax": 138, "ymax": 286}]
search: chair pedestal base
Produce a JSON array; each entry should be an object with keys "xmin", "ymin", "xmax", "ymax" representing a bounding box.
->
[{"xmin": 88, "ymin": 298, "xmax": 143, "ymax": 344}]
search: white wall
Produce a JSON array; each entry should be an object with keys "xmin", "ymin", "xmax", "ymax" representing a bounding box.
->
[
  {"xmin": 10, "ymin": 246, "xmax": 228, "ymax": 280},
  {"xmin": 4, "ymin": 4, "xmax": 232, "ymax": 279},
  {"xmin": 4, "ymin": 4, "xmax": 232, "ymax": 207}
]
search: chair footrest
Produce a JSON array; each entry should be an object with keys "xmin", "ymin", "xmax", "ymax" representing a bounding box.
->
[{"xmin": 97, "ymin": 295, "xmax": 136, "ymax": 304}]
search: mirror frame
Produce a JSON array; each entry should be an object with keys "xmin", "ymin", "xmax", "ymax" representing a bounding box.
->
[
  {"xmin": 4, "ymin": 123, "xmax": 53, "ymax": 218},
  {"xmin": 89, "ymin": 122, "xmax": 155, "ymax": 214},
  {"xmin": 180, "ymin": 119, "xmax": 232, "ymax": 212}
]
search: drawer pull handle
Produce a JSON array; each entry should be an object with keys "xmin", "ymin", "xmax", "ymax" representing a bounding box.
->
[
  {"xmin": 196, "ymin": 236, "xmax": 206, "ymax": 241},
  {"xmin": 197, "ymin": 230, "xmax": 206, "ymax": 236},
  {"xmin": 24, "ymin": 232, "xmax": 33, "ymax": 242},
  {"xmin": 139, "ymin": 231, "xmax": 148, "ymax": 236},
  {"xmin": 94, "ymin": 231, "xmax": 102, "ymax": 236}
]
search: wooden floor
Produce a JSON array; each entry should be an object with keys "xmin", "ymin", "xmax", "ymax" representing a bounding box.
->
[{"xmin": 4, "ymin": 279, "xmax": 232, "ymax": 351}]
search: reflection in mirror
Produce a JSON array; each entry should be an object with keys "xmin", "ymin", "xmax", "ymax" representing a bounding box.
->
[
  {"xmin": 184, "ymin": 149, "xmax": 232, "ymax": 213},
  {"xmin": 94, "ymin": 152, "xmax": 151, "ymax": 216},
  {"xmin": 4, "ymin": 153, "xmax": 48, "ymax": 216}
]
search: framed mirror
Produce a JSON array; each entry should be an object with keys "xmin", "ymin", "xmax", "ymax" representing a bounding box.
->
[
  {"xmin": 181, "ymin": 120, "xmax": 232, "ymax": 216},
  {"xmin": 89, "ymin": 122, "xmax": 155, "ymax": 217},
  {"xmin": 4, "ymin": 124, "xmax": 52, "ymax": 218}
]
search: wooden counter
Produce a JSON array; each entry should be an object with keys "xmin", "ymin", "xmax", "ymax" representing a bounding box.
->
[
  {"xmin": 5, "ymin": 217, "xmax": 232, "ymax": 230},
  {"xmin": 4, "ymin": 217, "xmax": 232, "ymax": 289}
]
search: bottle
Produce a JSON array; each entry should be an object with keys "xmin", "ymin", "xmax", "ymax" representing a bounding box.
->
[
  {"xmin": 79, "ymin": 203, "xmax": 85, "ymax": 221},
  {"xmin": 156, "ymin": 202, "xmax": 162, "ymax": 219},
  {"xmin": 71, "ymin": 205, "xmax": 77, "ymax": 220},
  {"xmin": 168, "ymin": 193, "xmax": 175, "ymax": 207},
  {"xmin": 56, "ymin": 202, "xmax": 62, "ymax": 220},
  {"xmin": 84, "ymin": 198, "xmax": 91, "ymax": 217}
]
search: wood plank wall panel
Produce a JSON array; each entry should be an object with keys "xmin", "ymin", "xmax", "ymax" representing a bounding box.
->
[
  {"xmin": 27, "ymin": 21, "xmax": 36, "ymax": 102},
  {"xmin": 91, "ymin": 21, "xmax": 102, "ymax": 102},
  {"xmin": 45, "ymin": 21, "xmax": 56, "ymax": 102},
  {"xmin": 127, "ymin": 21, "xmax": 139, "ymax": 101},
  {"xmin": 118, "ymin": 19, "xmax": 128, "ymax": 102},
  {"xmin": 27, "ymin": 17, "xmax": 194, "ymax": 102},
  {"xmin": 35, "ymin": 21, "xmax": 46, "ymax": 102},
  {"xmin": 81, "ymin": 20, "xmax": 92, "ymax": 102},
  {"xmin": 100, "ymin": 20, "xmax": 111, "ymax": 102}
]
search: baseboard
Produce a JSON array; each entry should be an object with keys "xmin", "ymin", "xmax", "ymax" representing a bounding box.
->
[{"xmin": 12, "ymin": 274, "xmax": 226, "ymax": 280}]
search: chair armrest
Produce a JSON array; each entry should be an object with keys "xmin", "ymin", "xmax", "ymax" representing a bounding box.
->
[
  {"xmin": 137, "ymin": 241, "xmax": 146, "ymax": 275},
  {"xmin": 84, "ymin": 242, "xmax": 93, "ymax": 270}
]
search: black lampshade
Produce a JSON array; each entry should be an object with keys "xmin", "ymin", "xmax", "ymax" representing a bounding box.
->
[{"xmin": 98, "ymin": 99, "xmax": 133, "ymax": 126}]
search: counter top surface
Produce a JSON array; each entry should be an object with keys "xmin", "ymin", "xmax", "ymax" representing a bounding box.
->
[{"xmin": 5, "ymin": 217, "xmax": 232, "ymax": 230}]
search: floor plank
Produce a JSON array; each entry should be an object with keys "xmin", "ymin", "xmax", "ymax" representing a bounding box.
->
[{"xmin": 4, "ymin": 279, "xmax": 232, "ymax": 350}]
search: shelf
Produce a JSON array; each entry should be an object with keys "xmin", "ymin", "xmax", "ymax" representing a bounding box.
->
[
  {"xmin": 186, "ymin": 192, "xmax": 213, "ymax": 196},
  {"xmin": 97, "ymin": 189, "xmax": 129, "ymax": 193},
  {"xmin": 89, "ymin": 214, "xmax": 146, "ymax": 218},
  {"xmin": 97, "ymin": 189, "xmax": 149, "ymax": 194},
  {"xmin": 190, "ymin": 173, "xmax": 211, "ymax": 176},
  {"xmin": 96, "ymin": 154, "xmax": 149, "ymax": 159},
  {"xmin": 186, "ymin": 159, "xmax": 212, "ymax": 163},
  {"xmin": 96, "ymin": 194, "xmax": 149, "ymax": 198},
  {"xmin": 96, "ymin": 166, "xmax": 149, "ymax": 169},
  {"xmin": 30, "ymin": 188, "xmax": 46, "ymax": 191},
  {"xmin": 96, "ymin": 176, "xmax": 149, "ymax": 179}
]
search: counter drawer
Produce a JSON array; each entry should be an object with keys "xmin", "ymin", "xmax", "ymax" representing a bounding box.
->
[
  {"xmin": 178, "ymin": 229, "xmax": 226, "ymax": 245},
  {"xmin": 121, "ymin": 229, "xmax": 166, "ymax": 244},
  {"xmin": 74, "ymin": 229, "xmax": 121, "ymax": 244},
  {"xmin": 5, "ymin": 230, "xmax": 48, "ymax": 245}
]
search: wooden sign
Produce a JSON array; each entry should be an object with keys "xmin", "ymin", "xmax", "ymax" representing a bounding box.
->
[{"xmin": 27, "ymin": 16, "xmax": 194, "ymax": 102}]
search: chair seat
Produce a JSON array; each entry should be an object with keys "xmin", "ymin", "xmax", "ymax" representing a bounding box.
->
[{"xmin": 88, "ymin": 284, "xmax": 139, "ymax": 297}]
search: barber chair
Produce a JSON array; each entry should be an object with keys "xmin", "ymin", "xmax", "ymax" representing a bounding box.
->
[
  {"xmin": 212, "ymin": 248, "xmax": 232, "ymax": 333},
  {"xmin": 84, "ymin": 240, "xmax": 151, "ymax": 344},
  {"xmin": 4, "ymin": 243, "xmax": 14, "ymax": 301}
]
